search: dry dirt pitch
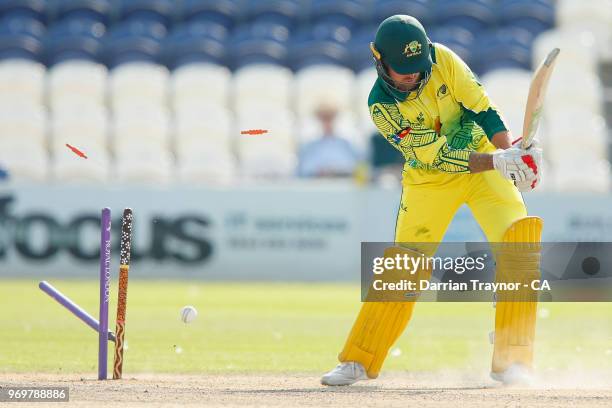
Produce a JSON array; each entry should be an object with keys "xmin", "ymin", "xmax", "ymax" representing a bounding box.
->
[{"xmin": 2, "ymin": 372, "xmax": 611, "ymax": 407}]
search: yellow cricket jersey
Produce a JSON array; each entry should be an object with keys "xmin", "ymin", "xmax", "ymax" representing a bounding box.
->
[{"xmin": 368, "ymin": 43, "xmax": 508, "ymax": 174}]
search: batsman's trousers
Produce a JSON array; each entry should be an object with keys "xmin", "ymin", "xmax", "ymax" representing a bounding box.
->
[{"xmin": 339, "ymin": 167, "xmax": 539, "ymax": 378}]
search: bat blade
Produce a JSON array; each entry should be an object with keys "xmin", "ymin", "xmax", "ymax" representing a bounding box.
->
[{"xmin": 521, "ymin": 48, "xmax": 560, "ymax": 149}]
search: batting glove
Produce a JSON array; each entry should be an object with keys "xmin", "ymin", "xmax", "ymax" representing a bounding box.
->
[{"xmin": 492, "ymin": 145, "xmax": 542, "ymax": 186}]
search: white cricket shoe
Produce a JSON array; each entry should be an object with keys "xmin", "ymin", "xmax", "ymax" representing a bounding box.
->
[
  {"xmin": 321, "ymin": 362, "xmax": 369, "ymax": 386},
  {"xmin": 491, "ymin": 364, "xmax": 534, "ymax": 386}
]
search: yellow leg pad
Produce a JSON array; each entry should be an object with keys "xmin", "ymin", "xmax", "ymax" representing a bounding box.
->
[
  {"xmin": 339, "ymin": 246, "xmax": 431, "ymax": 378},
  {"xmin": 339, "ymin": 302, "xmax": 416, "ymax": 378},
  {"xmin": 492, "ymin": 216, "xmax": 543, "ymax": 374}
]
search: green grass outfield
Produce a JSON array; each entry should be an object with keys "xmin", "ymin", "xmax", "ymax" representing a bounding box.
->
[{"xmin": 0, "ymin": 280, "xmax": 610, "ymax": 374}]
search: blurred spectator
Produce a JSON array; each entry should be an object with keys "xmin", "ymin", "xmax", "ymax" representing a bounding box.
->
[
  {"xmin": 369, "ymin": 132, "xmax": 404, "ymax": 184},
  {"xmin": 0, "ymin": 164, "xmax": 8, "ymax": 181},
  {"xmin": 297, "ymin": 103, "xmax": 359, "ymax": 177}
]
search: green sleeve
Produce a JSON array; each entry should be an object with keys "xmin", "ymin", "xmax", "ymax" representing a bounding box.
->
[{"xmin": 463, "ymin": 106, "xmax": 508, "ymax": 140}]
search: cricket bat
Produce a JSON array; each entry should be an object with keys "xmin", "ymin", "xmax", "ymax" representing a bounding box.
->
[{"xmin": 520, "ymin": 48, "xmax": 560, "ymax": 149}]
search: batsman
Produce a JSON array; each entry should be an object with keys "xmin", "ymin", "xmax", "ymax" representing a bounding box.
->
[{"xmin": 322, "ymin": 15, "xmax": 543, "ymax": 386}]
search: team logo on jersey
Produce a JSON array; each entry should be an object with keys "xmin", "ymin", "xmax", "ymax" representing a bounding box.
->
[
  {"xmin": 416, "ymin": 112, "xmax": 425, "ymax": 124},
  {"xmin": 437, "ymin": 84, "xmax": 449, "ymax": 99},
  {"xmin": 392, "ymin": 127, "xmax": 411, "ymax": 143},
  {"xmin": 403, "ymin": 41, "xmax": 422, "ymax": 57}
]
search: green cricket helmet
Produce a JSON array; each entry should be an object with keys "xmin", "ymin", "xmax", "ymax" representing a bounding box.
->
[{"xmin": 370, "ymin": 15, "xmax": 433, "ymax": 101}]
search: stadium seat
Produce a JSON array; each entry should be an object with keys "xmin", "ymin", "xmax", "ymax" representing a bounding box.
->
[
  {"xmin": 171, "ymin": 63, "xmax": 231, "ymax": 110},
  {"xmin": 115, "ymin": 142, "xmax": 174, "ymax": 184},
  {"xmin": 116, "ymin": 0, "xmax": 174, "ymax": 27},
  {"xmin": 355, "ymin": 67, "xmax": 377, "ymax": 118},
  {"xmin": 232, "ymin": 21, "xmax": 290, "ymax": 43},
  {"xmin": 290, "ymin": 40, "xmax": 351, "ymax": 71},
  {"xmin": 174, "ymin": 106, "xmax": 236, "ymax": 185},
  {"xmin": 107, "ymin": 19, "xmax": 167, "ymax": 41},
  {"xmin": 547, "ymin": 107, "xmax": 610, "ymax": 192},
  {"xmin": 0, "ymin": 102, "xmax": 46, "ymax": 146},
  {"xmin": 0, "ymin": 0, "xmax": 608, "ymax": 192},
  {"xmin": 47, "ymin": 60, "xmax": 107, "ymax": 109},
  {"xmin": 112, "ymin": 105, "xmax": 170, "ymax": 151},
  {"xmin": 309, "ymin": 0, "xmax": 367, "ymax": 31},
  {"xmin": 170, "ymin": 63, "xmax": 231, "ymax": 112},
  {"xmin": 174, "ymin": 104, "xmax": 232, "ymax": 148},
  {"xmin": 472, "ymin": 27, "xmax": 533, "ymax": 75},
  {"xmin": 556, "ymin": 0, "xmax": 612, "ymax": 41},
  {"xmin": 533, "ymin": 29, "xmax": 601, "ymax": 74},
  {"xmin": 370, "ymin": 0, "xmax": 433, "ymax": 27},
  {"xmin": 236, "ymin": 105, "xmax": 294, "ymax": 149},
  {"xmin": 104, "ymin": 40, "xmax": 162, "ymax": 68},
  {"xmin": 246, "ymin": 0, "xmax": 301, "ymax": 29},
  {"xmin": 162, "ymin": 21, "xmax": 227, "ymax": 68},
  {"xmin": 176, "ymin": 150, "xmax": 237, "ymax": 185},
  {"xmin": 296, "ymin": 110, "xmax": 366, "ymax": 152},
  {"xmin": 102, "ymin": 20, "xmax": 166, "ymax": 68},
  {"xmin": 0, "ymin": 58, "xmax": 45, "ymax": 106},
  {"xmin": 171, "ymin": 20, "xmax": 229, "ymax": 43},
  {"xmin": 52, "ymin": 0, "xmax": 112, "ymax": 25},
  {"xmin": 348, "ymin": 25, "xmax": 377, "ymax": 73},
  {"xmin": 294, "ymin": 65, "xmax": 355, "ymax": 115},
  {"xmin": 0, "ymin": 28, "xmax": 43, "ymax": 62},
  {"xmin": 545, "ymin": 70, "xmax": 603, "ymax": 115},
  {"xmin": 429, "ymin": 26, "xmax": 475, "ymax": 68},
  {"xmin": 43, "ymin": 18, "xmax": 105, "ymax": 66},
  {"xmin": 228, "ymin": 21, "xmax": 291, "ymax": 69},
  {"xmin": 481, "ymin": 68, "xmax": 532, "ymax": 136},
  {"xmin": 497, "ymin": 0, "xmax": 555, "ymax": 36},
  {"xmin": 0, "ymin": 0, "xmax": 46, "ymax": 23},
  {"xmin": 434, "ymin": 0, "xmax": 496, "ymax": 33},
  {"xmin": 109, "ymin": 61, "xmax": 169, "ymax": 110},
  {"xmin": 229, "ymin": 38, "xmax": 289, "ymax": 70},
  {"xmin": 0, "ymin": 141, "xmax": 48, "ymax": 181},
  {"xmin": 180, "ymin": 0, "xmax": 241, "ymax": 30},
  {"xmin": 239, "ymin": 149, "xmax": 297, "ymax": 180},
  {"xmin": 236, "ymin": 105, "xmax": 296, "ymax": 179},
  {"xmin": 50, "ymin": 106, "xmax": 108, "ymax": 152},
  {"xmin": 0, "ymin": 15, "xmax": 45, "ymax": 39},
  {"xmin": 175, "ymin": 136, "xmax": 233, "ymax": 165},
  {"xmin": 52, "ymin": 148, "xmax": 110, "ymax": 183},
  {"xmin": 495, "ymin": 105, "xmax": 525, "ymax": 140},
  {"xmin": 554, "ymin": 161, "xmax": 611, "ymax": 192},
  {"xmin": 481, "ymin": 69, "xmax": 532, "ymax": 111},
  {"xmin": 359, "ymin": 114, "xmax": 378, "ymax": 148},
  {"xmin": 309, "ymin": 21, "xmax": 353, "ymax": 44},
  {"xmin": 232, "ymin": 64, "xmax": 293, "ymax": 111},
  {"xmin": 291, "ymin": 19, "xmax": 352, "ymax": 50},
  {"xmin": 546, "ymin": 108, "xmax": 607, "ymax": 159}
]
